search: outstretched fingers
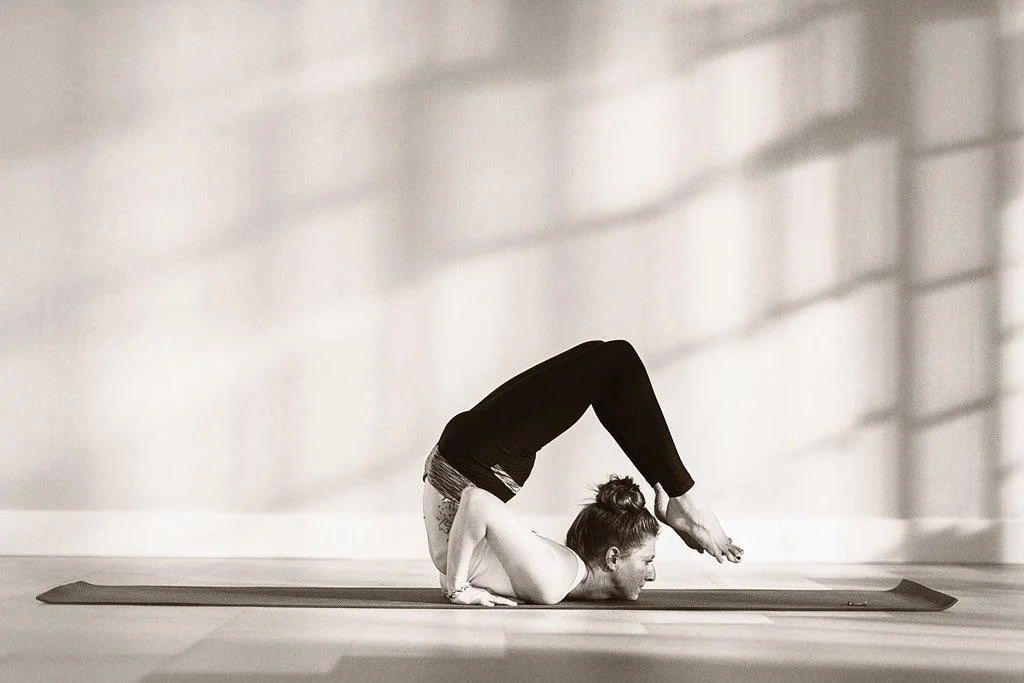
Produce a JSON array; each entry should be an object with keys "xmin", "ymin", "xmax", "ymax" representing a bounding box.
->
[
  {"xmin": 450, "ymin": 585, "xmax": 521, "ymax": 607},
  {"xmin": 489, "ymin": 595, "xmax": 519, "ymax": 606}
]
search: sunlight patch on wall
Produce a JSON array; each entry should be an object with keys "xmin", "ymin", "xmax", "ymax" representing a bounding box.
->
[
  {"xmin": 663, "ymin": 340, "xmax": 756, "ymax": 486},
  {"xmin": 670, "ymin": 71, "xmax": 715, "ymax": 185},
  {"xmin": 1006, "ymin": 139, "xmax": 1024, "ymax": 268},
  {"xmin": 848, "ymin": 279, "xmax": 900, "ymax": 416},
  {"xmin": 374, "ymin": 287, "xmax": 435, "ymax": 448},
  {"xmin": 73, "ymin": 194, "xmax": 400, "ymax": 510},
  {"xmin": 78, "ymin": 122, "xmax": 255, "ymax": 271},
  {"xmin": 639, "ymin": 181, "xmax": 755, "ymax": 352},
  {"xmin": 911, "ymin": 411, "xmax": 988, "ymax": 517},
  {"xmin": 1004, "ymin": 8, "xmax": 1024, "ymax": 131},
  {"xmin": 693, "ymin": 5, "xmax": 864, "ymax": 167},
  {"xmin": 767, "ymin": 422, "xmax": 898, "ymax": 518},
  {"xmin": 80, "ymin": 1, "xmax": 285, "ymax": 122},
  {"xmin": 1004, "ymin": 138, "xmax": 1023, "ymax": 337},
  {"xmin": 680, "ymin": 183, "xmax": 755, "ymax": 339},
  {"xmin": 272, "ymin": 200, "xmax": 394, "ymax": 313},
  {"xmin": 710, "ymin": 0, "xmax": 819, "ymax": 42},
  {"xmin": 567, "ymin": 0, "xmax": 675, "ymax": 89},
  {"xmin": 1003, "ymin": 0, "xmax": 1024, "ymax": 33},
  {"xmin": 550, "ymin": 222, "xmax": 648, "ymax": 342},
  {"xmin": 433, "ymin": 0, "xmax": 509, "ymax": 66},
  {"xmin": 1004, "ymin": 260, "xmax": 1024, "ymax": 332},
  {"xmin": 0, "ymin": 345, "xmax": 63, "ymax": 505},
  {"xmin": 911, "ymin": 281, "xmax": 993, "ymax": 419},
  {"xmin": 779, "ymin": 12, "xmax": 827, "ymax": 133},
  {"xmin": 0, "ymin": 151, "xmax": 66, "ymax": 313},
  {"xmin": 781, "ymin": 155, "xmax": 840, "ymax": 301},
  {"xmin": 565, "ymin": 81, "xmax": 680, "ymax": 221},
  {"xmin": 708, "ymin": 41, "xmax": 783, "ymax": 164},
  {"xmin": 1001, "ymin": 392, "xmax": 1024, "ymax": 516},
  {"xmin": 424, "ymin": 247, "xmax": 550, "ymax": 412},
  {"xmin": 912, "ymin": 148, "xmax": 994, "ymax": 283},
  {"xmin": 291, "ymin": 0, "xmax": 429, "ymax": 79},
  {"xmin": 1006, "ymin": 334, "xmax": 1024, "ymax": 393},
  {"xmin": 424, "ymin": 81, "xmax": 555, "ymax": 250},
  {"xmin": 676, "ymin": 333, "xmax": 899, "ymax": 519},
  {"xmin": 276, "ymin": 88, "xmax": 396, "ymax": 205},
  {"xmin": 74, "ymin": 246, "xmax": 293, "ymax": 509},
  {"xmin": 0, "ymin": 1, "xmax": 75, "ymax": 152},
  {"xmin": 757, "ymin": 300, "xmax": 859, "ymax": 457},
  {"xmin": 839, "ymin": 138, "xmax": 899, "ymax": 277},
  {"xmin": 821, "ymin": 9, "xmax": 865, "ymax": 116},
  {"xmin": 281, "ymin": 330, "xmax": 384, "ymax": 510},
  {"xmin": 912, "ymin": 16, "xmax": 995, "ymax": 148}
]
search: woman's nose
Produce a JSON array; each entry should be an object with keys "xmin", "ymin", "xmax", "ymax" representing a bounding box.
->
[{"xmin": 646, "ymin": 565, "xmax": 656, "ymax": 581}]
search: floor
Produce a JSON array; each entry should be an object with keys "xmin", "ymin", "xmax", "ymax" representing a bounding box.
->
[{"xmin": 1, "ymin": 557, "xmax": 1023, "ymax": 682}]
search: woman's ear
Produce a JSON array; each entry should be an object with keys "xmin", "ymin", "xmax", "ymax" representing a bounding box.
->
[{"xmin": 603, "ymin": 546, "xmax": 621, "ymax": 570}]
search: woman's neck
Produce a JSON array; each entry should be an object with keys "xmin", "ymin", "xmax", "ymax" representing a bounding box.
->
[{"xmin": 566, "ymin": 565, "xmax": 616, "ymax": 601}]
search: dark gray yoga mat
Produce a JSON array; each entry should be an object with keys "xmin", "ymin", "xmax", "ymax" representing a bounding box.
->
[{"xmin": 37, "ymin": 579, "xmax": 955, "ymax": 611}]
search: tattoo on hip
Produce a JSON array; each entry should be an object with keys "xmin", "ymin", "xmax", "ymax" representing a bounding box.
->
[{"xmin": 437, "ymin": 498, "xmax": 459, "ymax": 536}]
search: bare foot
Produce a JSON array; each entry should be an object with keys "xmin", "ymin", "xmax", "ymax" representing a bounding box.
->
[{"xmin": 653, "ymin": 483, "xmax": 743, "ymax": 564}]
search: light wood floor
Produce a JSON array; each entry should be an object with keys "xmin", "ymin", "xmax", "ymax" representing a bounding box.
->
[{"xmin": 2, "ymin": 556, "xmax": 1022, "ymax": 682}]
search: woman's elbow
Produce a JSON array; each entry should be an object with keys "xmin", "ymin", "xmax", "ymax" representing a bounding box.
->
[{"xmin": 525, "ymin": 586, "xmax": 567, "ymax": 606}]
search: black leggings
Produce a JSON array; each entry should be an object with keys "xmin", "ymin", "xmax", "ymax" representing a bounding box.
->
[{"xmin": 434, "ymin": 340, "xmax": 695, "ymax": 502}]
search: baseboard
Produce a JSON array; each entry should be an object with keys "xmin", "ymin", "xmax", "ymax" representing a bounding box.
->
[{"xmin": 1, "ymin": 512, "xmax": 1021, "ymax": 563}]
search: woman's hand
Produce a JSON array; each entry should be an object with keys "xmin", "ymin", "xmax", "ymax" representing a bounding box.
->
[{"xmin": 448, "ymin": 585, "xmax": 519, "ymax": 607}]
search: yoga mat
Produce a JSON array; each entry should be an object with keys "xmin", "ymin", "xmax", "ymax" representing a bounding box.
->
[{"xmin": 37, "ymin": 579, "xmax": 955, "ymax": 611}]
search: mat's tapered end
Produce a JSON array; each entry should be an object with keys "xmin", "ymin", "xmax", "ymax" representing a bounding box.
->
[
  {"xmin": 890, "ymin": 579, "xmax": 958, "ymax": 610},
  {"xmin": 37, "ymin": 581, "xmax": 95, "ymax": 604}
]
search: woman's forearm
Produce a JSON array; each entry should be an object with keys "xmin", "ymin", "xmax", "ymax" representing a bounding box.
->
[{"xmin": 444, "ymin": 489, "xmax": 489, "ymax": 592}]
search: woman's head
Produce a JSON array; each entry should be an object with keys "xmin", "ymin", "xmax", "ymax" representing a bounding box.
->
[{"xmin": 565, "ymin": 475, "xmax": 659, "ymax": 600}]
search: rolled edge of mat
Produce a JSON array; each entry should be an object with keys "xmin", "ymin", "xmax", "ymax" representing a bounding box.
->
[
  {"xmin": 890, "ymin": 579, "xmax": 958, "ymax": 610},
  {"xmin": 36, "ymin": 581, "xmax": 94, "ymax": 604}
]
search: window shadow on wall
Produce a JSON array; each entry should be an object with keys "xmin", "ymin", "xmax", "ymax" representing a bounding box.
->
[{"xmin": 0, "ymin": 0, "xmax": 1018, "ymax": 564}]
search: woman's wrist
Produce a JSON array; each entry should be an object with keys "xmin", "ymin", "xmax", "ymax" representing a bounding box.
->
[{"xmin": 446, "ymin": 581, "xmax": 471, "ymax": 600}]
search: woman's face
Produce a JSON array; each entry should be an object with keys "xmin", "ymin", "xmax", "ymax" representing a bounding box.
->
[{"xmin": 611, "ymin": 535, "xmax": 657, "ymax": 600}]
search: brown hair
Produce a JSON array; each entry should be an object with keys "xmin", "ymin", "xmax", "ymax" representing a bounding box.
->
[{"xmin": 565, "ymin": 475, "xmax": 660, "ymax": 565}]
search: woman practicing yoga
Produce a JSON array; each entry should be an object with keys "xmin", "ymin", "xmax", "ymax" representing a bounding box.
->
[{"xmin": 422, "ymin": 339, "xmax": 743, "ymax": 606}]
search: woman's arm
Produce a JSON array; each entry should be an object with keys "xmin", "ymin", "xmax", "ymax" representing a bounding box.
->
[
  {"xmin": 444, "ymin": 488, "xmax": 519, "ymax": 606},
  {"xmin": 446, "ymin": 486, "xmax": 582, "ymax": 605},
  {"xmin": 444, "ymin": 488, "xmax": 490, "ymax": 596}
]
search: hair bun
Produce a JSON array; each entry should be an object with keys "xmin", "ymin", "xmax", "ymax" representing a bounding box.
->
[{"xmin": 594, "ymin": 475, "xmax": 646, "ymax": 512}]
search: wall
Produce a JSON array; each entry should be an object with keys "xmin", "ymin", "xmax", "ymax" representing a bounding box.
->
[{"xmin": 1, "ymin": 0, "xmax": 1022, "ymax": 563}]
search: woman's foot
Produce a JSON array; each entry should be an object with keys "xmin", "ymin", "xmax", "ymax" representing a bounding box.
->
[{"xmin": 653, "ymin": 483, "xmax": 743, "ymax": 563}]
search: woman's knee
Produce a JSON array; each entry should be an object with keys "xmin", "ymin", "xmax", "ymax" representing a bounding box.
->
[{"xmin": 605, "ymin": 339, "xmax": 643, "ymax": 370}]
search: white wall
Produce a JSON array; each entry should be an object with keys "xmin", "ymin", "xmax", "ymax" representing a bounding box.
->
[{"xmin": 1, "ymin": 0, "xmax": 1022, "ymax": 563}]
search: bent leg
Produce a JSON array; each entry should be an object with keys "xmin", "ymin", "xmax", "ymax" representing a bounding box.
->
[
  {"xmin": 442, "ymin": 339, "xmax": 695, "ymax": 497},
  {"xmin": 434, "ymin": 339, "xmax": 740, "ymax": 564},
  {"xmin": 589, "ymin": 340, "xmax": 695, "ymax": 496}
]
